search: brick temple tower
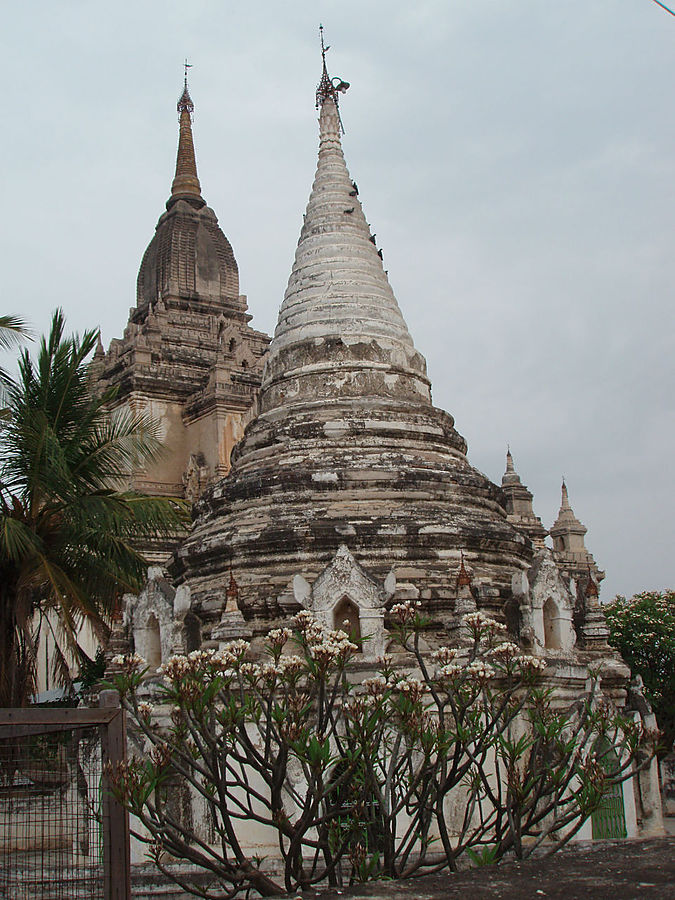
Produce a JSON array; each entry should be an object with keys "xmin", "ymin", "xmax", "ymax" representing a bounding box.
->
[{"xmin": 97, "ymin": 73, "xmax": 269, "ymax": 545}]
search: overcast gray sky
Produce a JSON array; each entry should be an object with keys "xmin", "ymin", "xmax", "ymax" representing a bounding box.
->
[{"xmin": 2, "ymin": 1, "xmax": 673, "ymax": 600}]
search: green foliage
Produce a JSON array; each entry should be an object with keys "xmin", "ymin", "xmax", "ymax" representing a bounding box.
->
[
  {"xmin": 77, "ymin": 646, "xmax": 107, "ymax": 692},
  {"xmin": 0, "ymin": 309, "xmax": 189, "ymax": 706},
  {"xmin": 605, "ymin": 590, "xmax": 675, "ymax": 752},
  {"xmin": 466, "ymin": 845, "xmax": 499, "ymax": 868}
]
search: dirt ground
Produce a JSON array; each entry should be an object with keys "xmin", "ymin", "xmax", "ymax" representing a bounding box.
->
[{"xmin": 307, "ymin": 837, "xmax": 675, "ymax": 900}]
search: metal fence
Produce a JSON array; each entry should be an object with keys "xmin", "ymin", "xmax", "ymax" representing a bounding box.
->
[{"xmin": 0, "ymin": 700, "xmax": 130, "ymax": 900}]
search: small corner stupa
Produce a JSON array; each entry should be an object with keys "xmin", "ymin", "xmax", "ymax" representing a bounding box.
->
[
  {"xmin": 501, "ymin": 449, "xmax": 548, "ymax": 549},
  {"xmin": 550, "ymin": 479, "xmax": 605, "ymax": 587}
]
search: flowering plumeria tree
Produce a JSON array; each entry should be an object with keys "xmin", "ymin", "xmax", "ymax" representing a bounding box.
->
[{"xmin": 107, "ymin": 605, "xmax": 652, "ymax": 898}]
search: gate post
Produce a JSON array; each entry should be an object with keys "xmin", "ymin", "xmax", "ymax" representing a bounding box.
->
[{"xmin": 100, "ymin": 690, "xmax": 131, "ymax": 900}]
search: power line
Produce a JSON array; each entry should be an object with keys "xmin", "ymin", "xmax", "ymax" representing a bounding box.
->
[{"xmin": 651, "ymin": 0, "xmax": 675, "ymax": 17}]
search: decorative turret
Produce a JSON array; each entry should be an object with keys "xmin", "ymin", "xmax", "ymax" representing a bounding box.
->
[
  {"xmin": 213, "ymin": 570, "xmax": 252, "ymax": 645},
  {"xmin": 500, "ymin": 449, "xmax": 548, "ymax": 548},
  {"xmin": 550, "ymin": 480, "xmax": 604, "ymax": 588},
  {"xmin": 455, "ymin": 553, "xmax": 476, "ymax": 616},
  {"xmin": 577, "ymin": 566, "xmax": 610, "ymax": 650}
]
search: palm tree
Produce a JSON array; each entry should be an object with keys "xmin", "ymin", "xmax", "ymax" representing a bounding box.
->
[
  {"xmin": 0, "ymin": 310, "xmax": 189, "ymax": 706},
  {"xmin": 0, "ymin": 314, "xmax": 29, "ymax": 390}
]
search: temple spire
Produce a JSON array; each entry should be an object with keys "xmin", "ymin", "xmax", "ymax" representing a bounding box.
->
[{"xmin": 170, "ymin": 62, "xmax": 202, "ymax": 205}]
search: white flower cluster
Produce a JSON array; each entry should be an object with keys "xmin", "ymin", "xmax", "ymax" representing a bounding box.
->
[
  {"xmin": 436, "ymin": 659, "xmax": 495, "ymax": 681},
  {"xmin": 157, "ymin": 641, "xmax": 251, "ymax": 681},
  {"xmin": 464, "ymin": 661, "xmax": 496, "ymax": 681},
  {"xmin": 361, "ymin": 675, "xmax": 390, "ymax": 696},
  {"xmin": 185, "ymin": 649, "xmax": 214, "ymax": 667},
  {"xmin": 267, "ymin": 628, "xmax": 292, "ymax": 649},
  {"xmin": 293, "ymin": 611, "xmax": 358, "ymax": 665},
  {"xmin": 158, "ymin": 655, "xmax": 192, "ymax": 680},
  {"xmin": 277, "ymin": 655, "xmax": 305, "ymax": 675},
  {"xmin": 136, "ymin": 701, "xmax": 154, "ymax": 719},
  {"xmin": 239, "ymin": 662, "xmax": 261, "ymax": 680},
  {"xmin": 395, "ymin": 675, "xmax": 430, "ymax": 699},
  {"xmin": 438, "ymin": 663, "xmax": 463, "ymax": 679},
  {"xmin": 255, "ymin": 655, "xmax": 307, "ymax": 682},
  {"xmin": 513, "ymin": 654, "xmax": 547, "ymax": 671},
  {"xmin": 391, "ymin": 600, "xmax": 422, "ymax": 624},
  {"xmin": 293, "ymin": 610, "xmax": 318, "ymax": 632},
  {"xmin": 111, "ymin": 653, "xmax": 146, "ymax": 673},
  {"xmin": 310, "ymin": 632, "xmax": 359, "ymax": 666},
  {"xmin": 461, "ymin": 612, "xmax": 507, "ymax": 632},
  {"xmin": 432, "ymin": 647, "xmax": 459, "ymax": 665},
  {"xmin": 220, "ymin": 639, "xmax": 251, "ymax": 659},
  {"xmin": 485, "ymin": 641, "xmax": 521, "ymax": 659}
]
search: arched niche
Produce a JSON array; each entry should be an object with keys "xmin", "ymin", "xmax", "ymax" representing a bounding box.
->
[
  {"xmin": 333, "ymin": 596, "xmax": 361, "ymax": 645},
  {"xmin": 543, "ymin": 597, "xmax": 562, "ymax": 650},
  {"xmin": 299, "ymin": 544, "xmax": 387, "ymax": 660},
  {"xmin": 503, "ymin": 598, "xmax": 521, "ymax": 638},
  {"xmin": 182, "ymin": 612, "xmax": 202, "ymax": 653},
  {"xmin": 145, "ymin": 613, "xmax": 162, "ymax": 671}
]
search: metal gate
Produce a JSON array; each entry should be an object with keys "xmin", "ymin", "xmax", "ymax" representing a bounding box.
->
[
  {"xmin": 591, "ymin": 744, "xmax": 627, "ymax": 840},
  {"xmin": 0, "ymin": 698, "xmax": 130, "ymax": 900}
]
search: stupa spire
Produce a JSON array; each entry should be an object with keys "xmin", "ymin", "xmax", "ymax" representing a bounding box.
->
[
  {"xmin": 503, "ymin": 447, "xmax": 519, "ymax": 483},
  {"xmin": 170, "ymin": 61, "xmax": 203, "ymax": 205},
  {"xmin": 561, "ymin": 478, "xmax": 571, "ymax": 511},
  {"xmin": 261, "ymin": 31, "xmax": 431, "ymax": 411}
]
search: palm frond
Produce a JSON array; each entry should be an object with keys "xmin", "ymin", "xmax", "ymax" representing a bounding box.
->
[{"xmin": 0, "ymin": 315, "xmax": 30, "ymax": 351}]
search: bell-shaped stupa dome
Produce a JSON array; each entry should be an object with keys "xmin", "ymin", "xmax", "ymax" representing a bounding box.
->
[
  {"xmin": 173, "ymin": 43, "xmax": 532, "ymax": 638},
  {"xmin": 135, "ymin": 76, "xmax": 242, "ymax": 318}
]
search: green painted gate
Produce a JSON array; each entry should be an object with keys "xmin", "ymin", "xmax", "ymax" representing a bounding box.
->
[{"xmin": 591, "ymin": 742, "xmax": 627, "ymax": 839}]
